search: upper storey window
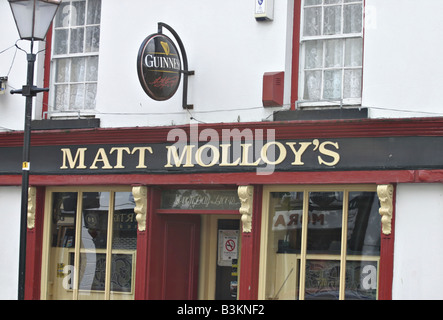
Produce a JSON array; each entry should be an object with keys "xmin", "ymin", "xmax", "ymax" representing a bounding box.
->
[
  {"xmin": 300, "ymin": 0, "xmax": 363, "ymax": 107},
  {"xmin": 50, "ymin": 0, "xmax": 101, "ymax": 113}
]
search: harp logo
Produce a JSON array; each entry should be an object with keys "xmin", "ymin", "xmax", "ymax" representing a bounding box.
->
[{"xmin": 137, "ymin": 34, "xmax": 181, "ymax": 101}]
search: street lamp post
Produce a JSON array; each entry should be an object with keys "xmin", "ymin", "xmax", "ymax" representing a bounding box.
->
[{"xmin": 8, "ymin": 0, "xmax": 61, "ymax": 300}]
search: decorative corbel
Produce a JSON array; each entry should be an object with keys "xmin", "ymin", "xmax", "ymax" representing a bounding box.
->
[
  {"xmin": 132, "ymin": 186, "xmax": 148, "ymax": 232},
  {"xmin": 377, "ymin": 184, "xmax": 394, "ymax": 235},
  {"xmin": 27, "ymin": 186, "xmax": 36, "ymax": 230},
  {"xmin": 238, "ymin": 186, "xmax": 254, "ymax": 233}
]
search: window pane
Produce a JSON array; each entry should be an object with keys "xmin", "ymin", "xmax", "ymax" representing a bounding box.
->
[
  {"xmin": 304, "ymin": 7, "xmax": 322, "ymax": 36},
  {"xmin": 307, "ymin": 192, "xmax": 343, "ymax": 254},
  {"xmin": 70, "ymin": 84, "xmax": 85, "ymax": 109},
  {"xmin": 85, "ymin": 26, "xmax": 100, "ymax": 53},
  {"xmin": 85, "ymin": 84, "xmax": 97, "ymax": 109},
  {"xmin": 345, "ymin": 260, "xmax": 378, "ymax": 300},
  {"xmin": 47, "ymin": 192, "xmax": 77, "ymax": 300},
  {"xmin": 323, "ymin": 5, "xmax": 341, "ymax": 35},
  {"xmin": 55, "ymin": 2, "xmax": 71, "ymax": 28},
  {"xmin": 78, "ymin": 192, "xmax": 110, "ymax": 299},
  {"xmin": 305, "ymin": 0, "xmax": 322, "ymax": 6},
  {"xmin": 54, "ymin": 29, "xmax": 68, "ymax": 55},
  {"xmin": 305, "ymin": 260, "xmax": 341, "ymax": 300},
  {"xmin": 265, "ymin": 192, "xmax": 304, "ymax": 300},
  {"xmin": 325, "ymin": 0, "xmax": 342, "ymax": 4},
  {"xmin": 85, "ymin": 56, "xmax": 99, "ymax": 81},
  {"xmin": 347, "ymin": 192, "xmax": 380, "ymax": 255},
  {"xmin": 305, "ymin": 40, "xmax": 323, "ymax": 69},
  {"xmin": 343, "ymin": 69, "xmax": 362, "ymax": 99},
  {"xmin": 343, "ymin": 4, "xmax": 363, "ymax": 34},
  {"xmin": 70, "ymin": 27, "xmax": 85, "ymax": 54},
  {"xmin": 345, "ymin": 38, "xmax": 363, "ymax": 67},
  {"xmin": 55, "ymin": 59, "xmax": 70, "ymax": 83},
  {"xmin": 304, "ymin": 70, "xmax": 322, "ymax": 100},
  {"xmin": 70, "ymin": 57, "xmax": 86, "ymax": 83},
  {"xmin": 71, "ymin": 1, "xmax": 86, "ymax": 27},
  {"xmin": 87, "ymin": 0, "xmax": 102, "ymax": 24},
  {"xmin": 323, "ymin": 70, "xmax": 342, "ymax": 100},
  {"xmin": 110, "ymin": 192, "xmax": 137, "ymax": 298},
  {"xmin": 54, "ymin": 84, "xmax": 69, "ymax": 111},
  {"xmin": 324, "ymin": 39, "xmax": 343, "ymax": 68}
]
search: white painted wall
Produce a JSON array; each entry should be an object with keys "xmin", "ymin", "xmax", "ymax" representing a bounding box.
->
[
  {"xmin": 95, "ymin": 0, "xmax": 292, "ymax": 127},
  {"xmin": 363, "ymin": 0, "xmax": 443, "ymax": 119},
  {"xmin": 393, "ymin": 184, "xmax": 443, "ymax": 299},
  {"xmin": 0, "ymin": 187, "xmax": 21, "ymax": 300}
]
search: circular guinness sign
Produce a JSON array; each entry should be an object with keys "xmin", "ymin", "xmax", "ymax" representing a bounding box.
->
[{"xmin": 137, "ymin": 33, "xmax": 182, "ymax": 101}]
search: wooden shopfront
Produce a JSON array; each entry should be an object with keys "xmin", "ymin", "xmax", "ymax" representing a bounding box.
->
[{"xmin": 2, "ymin": 117, "xmax": 443, "ymax": 300}]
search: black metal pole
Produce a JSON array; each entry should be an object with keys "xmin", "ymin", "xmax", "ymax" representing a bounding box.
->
[{"xmin": 17, "ymin": 47, "xmax": 36, "ymax": 301}]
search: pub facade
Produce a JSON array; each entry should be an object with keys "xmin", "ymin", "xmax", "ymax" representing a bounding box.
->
[{"xmin": 1, "ymin": 0, "xmax": 443, "ymax": 300}]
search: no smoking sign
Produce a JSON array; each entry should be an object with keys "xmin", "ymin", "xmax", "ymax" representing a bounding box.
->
[{"xmin": 218, "ymin": 230, "xmax": 239, "ymax": 266}]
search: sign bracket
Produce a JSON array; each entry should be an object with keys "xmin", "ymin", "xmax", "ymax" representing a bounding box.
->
[{"xmin": 158, "ymin": 22, "xmax": 195, "ymax": 109}]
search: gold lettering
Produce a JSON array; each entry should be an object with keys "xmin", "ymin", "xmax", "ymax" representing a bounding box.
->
[
  {"xmin": 261, "ymin": 141, "xmax": 287, "ymax": 165},
  {"xmin": 286, "ymin": 142, "xmax": 312, "ymax": 165},
  {"xmin": 90, "ymin": 148, "xmax": 113, "ymax": 169},
  {"xmin": 195, "ymin": 144, "xmax": 220, "ymax": 167},
  {"xmin": 131, "ymin": 147, "xmax": 153, "ymax": 168},
  {"xmin": 60, "ymin": 148, "xmax": 87, "ymax": 169},
  {"xmin": 164, "ymin": 145, "xmax": 195, "ymax": 167},
  {"xmin": 318, "ymin": 141, "xmax": 340, "ymax": 166},
  {"xmin": 239, "ymin": 143, "xmax": 261, "ymax": 166},
  {"xmin": 219, "ymin": 144, "xmax": 241, "ymax": 166},
  {"xmin": 110, "ymin": 147, "xmax": 131, "ymax": 169}
]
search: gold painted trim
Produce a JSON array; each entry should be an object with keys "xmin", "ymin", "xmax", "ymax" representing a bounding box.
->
[
  {"xmin": 238, "ymin": 186, "xmax": 254, "ymax": 233},
  {"xmin": 27, "ymin": 187, "xmax": 36, "ymax": 229},
  {"xmin": 377, "ymin": 184, "xmax": 394, "ymax": 235},
  {"xmin": 133, "ymin": 186, "xmax": 148, "ymax": 232}
]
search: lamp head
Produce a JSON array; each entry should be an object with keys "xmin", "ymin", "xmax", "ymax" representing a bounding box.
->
[{"xmin": 8, "ymin": 0, "xmax": 61, "ymax": 41}]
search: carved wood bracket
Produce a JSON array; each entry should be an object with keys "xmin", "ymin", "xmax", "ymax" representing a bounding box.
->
[
  {"xmin": 238, "ymin": 186, "xmax": 254, "ymax": 233},
  {"xmin": 27, "ymin": 187, "xmax": 36, "ymax": 230},
  {"xmin": 377, "ymin": 184, "xmax": 394, "ymax": 235},
  {"xmin": 133, "ymin": 186, "xmax": 148, "ymax": 232}
]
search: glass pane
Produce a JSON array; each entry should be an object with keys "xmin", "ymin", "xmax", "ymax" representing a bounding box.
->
[
  {"xmin": 54, "ymin": 84, "xmax": 69, "ymax": 111},
  {"xmin": 307, "ymin": 192, "xmax": 343, "ymax": 254},
  {"xmin": 323, "ymin": 70, "xmax": 342, "ymax": 100},
  {"xmin": 46, "ymin": 192, "xmax": 77, "ymax": 300},
  {"xmin": 70, "ymin": 57, "xmax": 86, "ymax": 83},
  {"xmin": 54, "ymin": 29, "xmax": 68, "ymax": 55},
  {"xmin": 325, "ymin": 0, "xmax": 342, "ymax": 4},
  {"xmin": 304, "ymin": 70, "xmax": 322, "ymax": 100},
  {"xmin": 69, "ymin": 84, "xmax": 85, "ymax": 109},
  {"xmin": 305, "ymin": 0, "xmax": 321, "ymax": 6},
  {"xmin": 85, "ymin": 26, "xmax": 100, "ymax": 53},
  {"xmin": 345, "ymin": 38, "xmax": 363, "ymax": 67},
  {"xmin": 305, "ymin": 260, "xmax": 341, "ymax": 300},
  {"xmin": 305, "ymin": 40, "xmax": 323, "ymax": 69},
  {"xmin": 304, "ymin": 7, "xmax": 322, "ymax": 36},
  {"xmin": 55, "ymin": 59, "xmax": 70, "ymax": 83},
  {"xmin": 85, "ymin": 84, "xmax": 97, "ymax": 109},
  {"xmin": 345, "ymin": 260, "xmax": 378, "ymax": 300},
  {"xmin": 324, "ymin": 39, "xmax": 343, "ymax": 68},
  {"xmin": 347, "ymin": 192, "xmax": 380, "ymax": 255},
  {"xmin": 71, "ymin": 1, "xmax": 86, "ymax": 26},
  {"xmin": 87, "ymin": 0, "xmax": 102, "ymax": 25},
  {"xmin": 343, "ymin": 4, "xmax": 363, "ymax": 34},
  {"xmin": 70, "ymin": 27, "xmax": 85, "ymax": 54},
  {"xmin": 323, "ymin": 5, "xmax": 342, "ymax": 35},
  {"xmin": 265, "ymin": 192, "xmax": 304, "ymax": 300},
  {"xmin": 78, "ymin": 192, "xmax": 110, "ymax": 299},
  {"xmin": 110, "ymin": 192, "xmax": 137, "ymax": 299},
  {"xmin": 86, "ymin": 56, "xmax": 99, "ymax": 81},
  {"xmin": 343, "ymin": 69, "xmax": 362, "ymax": 99},
  {"xmin": 54, "ymin": 2, "xmax": 71, "ymax": 28}
]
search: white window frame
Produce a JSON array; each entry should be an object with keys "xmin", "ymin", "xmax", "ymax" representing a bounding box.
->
[
  {"xmin": 49, "ymin": 0, "xmax": 101, "ymax": 118},
  {"xmin": 298, "ymin": 0, "xmax": 364, "ymax": 108}
]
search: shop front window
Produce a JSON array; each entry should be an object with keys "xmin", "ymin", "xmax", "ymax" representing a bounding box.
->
[
  {"xmin": 42, "ymin": 189, "xmax": 137, "ymax": 300},
  {"xmin": 262, "ymin": 186, "xmax": 380, "ymax": 300}
]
